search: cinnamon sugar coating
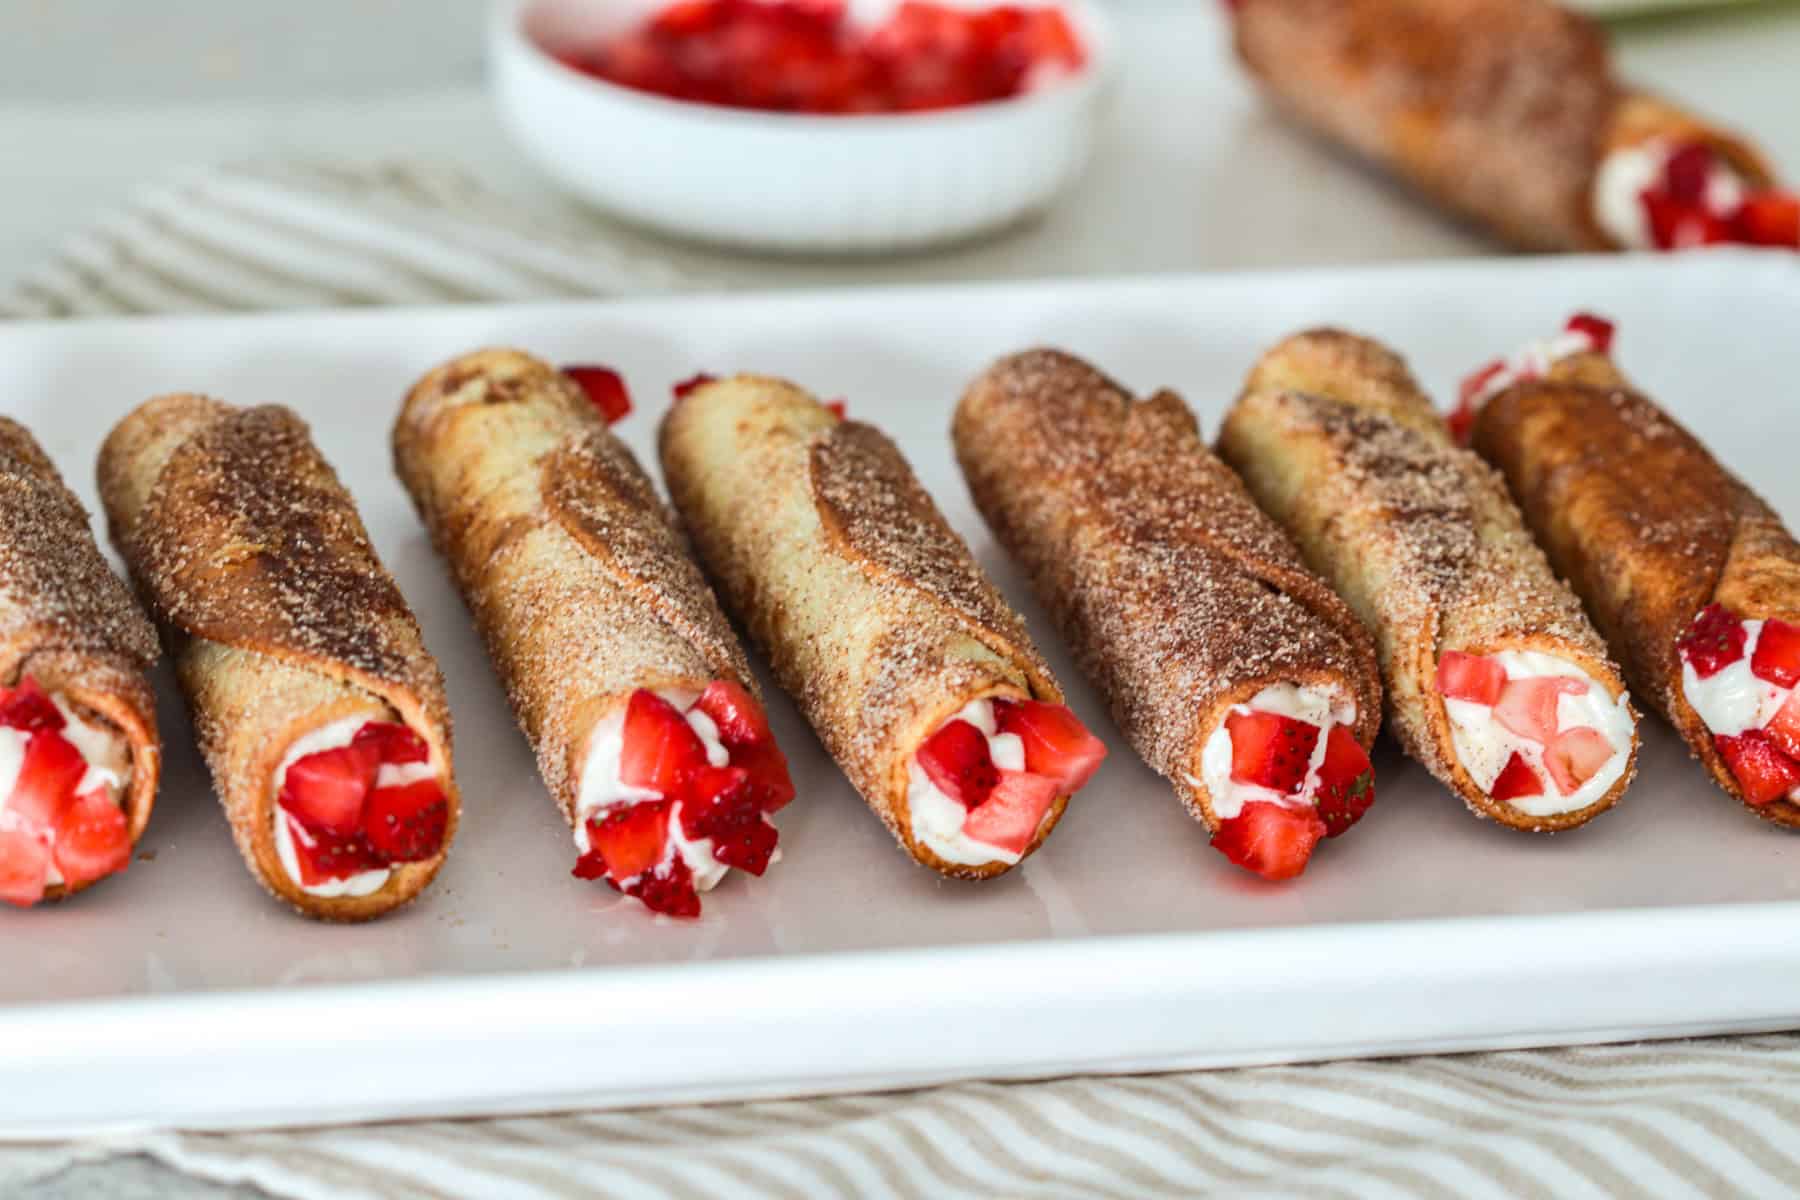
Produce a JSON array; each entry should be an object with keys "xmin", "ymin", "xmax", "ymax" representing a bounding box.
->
[
  {"xmin": 393, "ymin": 349, "xmax": 754, "ymax": 830},
  {"xmin": 0, "ymin": 417, "xmax": 161, "ymax": 899},
  {"xmin": 953, "ymin": 349, "xmax": 1382, "ymax": 833},
  {"xmin": 1474, "ymin": 353, "xmax": 1800, "ymax": 825},
  {"xmin": 659, "ymin": 375, "xmax": 1068, "ymax": 879},
  {"xmin": 1218, "ymin": 330, "xmax": 1637, "ymax": 831},
  {"xmin": 98, "ymin": 395, "xmax": 456, "ymax": 921}
]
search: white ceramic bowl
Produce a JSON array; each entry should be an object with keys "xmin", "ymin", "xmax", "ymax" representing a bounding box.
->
[{"xmin": 489, "ymin": 0, "xmax": 1114, "ymax": 253}]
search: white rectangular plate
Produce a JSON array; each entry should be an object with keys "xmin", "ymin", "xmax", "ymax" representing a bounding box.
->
[{"xmin": 4, "ymin": 253, "xmax": 1800, "ymax": 1138}]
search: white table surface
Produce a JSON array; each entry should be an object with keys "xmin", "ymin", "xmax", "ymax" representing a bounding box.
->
[{"xmin": 4, "ymin": 2, "xmax": 1799, "ymax": 1196}]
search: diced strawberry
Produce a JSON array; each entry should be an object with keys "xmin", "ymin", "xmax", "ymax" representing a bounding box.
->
[
  {"xmin": 1564, "ymin": 312, "xmax": 1615, "ymax": 355},
  {"xmin": 51, "ymin": 788, "xmax": 131, "ymax": 886},
  {"xmin": 992, "ymin": 699, "xmax": 1107, "ymax": 792},
  {"xmin": 1734, "ymin": 192, "xmax": 1800, "ymax": 248},
  {"xmin": 1642, "ymin": 191, "xmax": 1732, "ymax": 250},
  {"xmin": 1715, "ymin": 731, "xmax": 1800, "ymax": 806},
  {"xmin": 0, "ymin": 826, "xmax": 51, "ymax": 907},
  {"xmin": 916, "ymin": 718, "xmax": 1000, "ymax": 809},
  {"xmin": 1542, "ymin": 727, "xmax": 1614, "ymax": 797},
  {"xmin": 1435, "ymin": 650, "xmax": 1506, "ymax": 706},
  {"xmin": 6, "ymin": 729, "xmax": 89, "ymax": 832},
  {"xmin": 712, "ymin": 815, "xmax": 778, "ymax": 875},
  {"xmin": 679, "ymin": 764, "xmax": 754, "ymax": 840},
  {"xmin": 1493, "ymin": 676, "xmax": 1588, "ymax": 745},
  {"xmin": 284, "ymin": 817, "xmax": 385, "ymax": 886},
  {"xmin": 825, "ymin": 399, "xmax": 847, "ymax": 419},
  {"xmin": 1224, "ymin": 710, "xmax": 1319, "ymax": 795},
  {"xmin": 618, "ymin": 689, "xmax": 707, "ymax": 797},
  {"xmin": 1750, "ymin": 618, "xmax": 1800, "ymax": 688},
  {"xmin": 362, "ymin": 779, "xmax": 448, "ymax": 863},
  {"xmin": 577, "ymin": 800, "xmax": 672, "ymax": 885},
  {"xmin": 672, "ymin": 372, "xmax": 717, "ymax": 400},
  {"xmin": 279, "ymin": 740, "xmax": 377, "ymax": 837},
  {"xmin": 1662, "ymin": 143, "xmax": 1716, "ymax": 206},
  {"xmin": 562, "ymin": 365, "xmax": 632, "ymax": 424},
  {"xmin": 626, "ymin": 857, "xmax": 702, "ymax": 919},
  {"xmin": 1210, "ymin": 801, "xmax": 1326, "ymax": 882},
  {"xmin": 1490, "ymin": 751, "xmax": 1545, "ymax": 802},
  {"xmin": 1449, "ymin": 360, "xmax": 1505, "ymax": 445},
  {"xmin": 736, "ymin": 741, "xmax": 796, "ymax": 813},
  {"xmin": 353, "ymin": 720, "xmax": 430, "ymax": 765},
  {"xmin": 1764, "ymin": 691, "xmax": 1800, "ymax": 761},
  {"xmin": 0, "ymin": 678, "xmax": 65, "ymax": 734},
  {"xmin": 1313, "ymin": 725, "xmax": 1375, "ymax": 837},
  {"xmin": 1678, "ymin": 603, "xmax": 1748, "ymax": 678},
  {"xmin": 961, "ymin": 771, "xmax": 1059, "ymax": 856},
  {"xmin": 694, "ymin": 679, "xmax": 772, "ymax": 747}
]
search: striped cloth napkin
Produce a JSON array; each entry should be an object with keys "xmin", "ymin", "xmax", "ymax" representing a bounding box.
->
[{"xmin": 5, "ymin": 159, "xmax": 1800, "ymax": 1200}]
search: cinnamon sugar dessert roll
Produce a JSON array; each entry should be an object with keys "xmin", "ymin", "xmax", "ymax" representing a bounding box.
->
[
  {"xmin": 1230, "ymin": 0, "xmax": 1799, "ymax": 253},
  {"xmin": 99, "ymin": 396, "xmax": 456, "ymax": 921},
  {"xmin": 954, "ymin": 350, "xmax": 1380, "ymax": 881},
  {"xmin": 396, "ymin": 351, "xmax": 794, "ymax": 919},
  {"xmin": 660, "ymin": 375, "xmax": 1105, "ymax": 879},
  {"xmin": 0, "ymin": 418, "xmax": 160, "ymax": 906},
  {"xmin": 1217, "ymin": 330, "xmax": 1639, "ymax": 831},
  {"xmin": 1456, "ymin": 313, "xmax": 1800, "ymax": 825}
]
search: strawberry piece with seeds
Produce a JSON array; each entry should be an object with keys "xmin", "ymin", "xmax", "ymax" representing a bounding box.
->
[
  {"xmin": 992, "ymin": 698, "xmax": 1106, "ymax": 792},
  {"xmin": 7, "ymin": 729, "xmax": 89, "ymax": 832},
  {"xmin": 679, "ymin": 764, "xmax": 755, "ymax": 840},
  {"xmin": 0, "ymin": 826, "xmax": 51, "ymax": 907},
  {"xmin": 1493, "ymin": 676, "xmax": 1588, "ymax": 745},
  {"xmin": 619, "ymin": 689, "xmax": 707, "ymax": 797},
  {"xmin": 672, "ymin": 372, "xmax": 717, "ymax": 400},
  {"xmin": 279, "ymin": 740, "xmax": 378, "ymax": 837},
  {"xmin": 1211, "ymin": 801, "xmax": 1325, "ymax": 881},
  {"xmin": 961, "ymin": 772, "xmax": 1059, "ymax": 856},
  {"xmin": 626, "ymin": 857, "xmax": 702, "ymax": 918},
  {"xmin": 1734, "ymin": 192, "xmax": 1800, "ymax": 248},
  {"xmin": 1750, "ymin": 618, "xmax": 1800, "ymax": 688},
  {"xmin": 712, "ymin": 815, "xmax": 778, "ymax": 875},
  {"xmin": 577, "ymin": 800, "xmax": 673, "ymax": 885},
  {"xmin": 1564, "ymin": 312, "xmax": 1615, "ymax": 354},
  {"xmin": 1313, "ymin": 725, "xmax": 1375, "ymax": 837},
  {"xmin": 0, "ymin": 678, "xmax": 65, "ymax": 734},
  {"xmin": 1436, "ymin": 650, "xmax": 1506, "ymax": 706},
  {"xmin": 1678, "ymin": 604, "xmax": 1748, "ymax": 678},
  {"xmin": 695, "ymin": 679, "xmax": 772, "ymax": 747},
  {"xmin": 51, "ymin": 787, "xmax": 132, "ymax": 887},
  {"xmin": 1225, "ymin": 710, "xmax": 1320, "ymax": 795},
  {"xmin": 1490, "ymin": 751, "xmax": 1545, "ymax": 802},
  {"xmin": 353, "ymin": 720, "xmax": 430, "ymax": 765},
  {"xmin": 1715, "ymin": 731, "xmax": 1800, "ymax": 806},
  {"xmin": 916, "ymin": 718, "xmax": 1000, "ymax": 809},
  {"xmin": 562, "ymin": 365, "xmax": 632, "ymax": 424},
  {"xmin": 284, "ymin": 818, "xmax": 385, "ymax": 886},
  {"xmin": 1542, "ymin": 727, "xmax": 1614, "ymax": 797},
  {"xmin": 1764, "ymin": 692, "xmax": 1800, "ymax": 761},
  {"xmin": 362, "ymin": 779, "xmax": 449, "ymax": 863}
]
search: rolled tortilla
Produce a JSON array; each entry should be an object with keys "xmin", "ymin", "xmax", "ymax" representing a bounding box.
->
[
  {"xmin": 954, "ymin": 350, "xmax": 1382, "ymax": 879},
  {"xmin": 660, "ymin": 374, "xmax": 1102, "ymax": 879},
  {"xmin": 1217, "ymin": 330, "xmax": 1639, "ymax": 831},
  {"xmin": 99, "ymin": 395, "xmax": 457, "ymax": 921},
  {"xmin": 0, "ymin": 417, "xmax": 160, "ymax": 904},
  {"xmin": 1463, "ymin": 319, "xmax": 1800, "ymax": 825},
  {"xmin": 394, "ymin": 349, "xmax": 789, "ymax": 918},
  {"xmin": 1230, "ymin": 0, "xmax": 1790, "ymax": 252}
]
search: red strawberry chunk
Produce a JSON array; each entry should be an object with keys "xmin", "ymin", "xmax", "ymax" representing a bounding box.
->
[
  {"xmin": 279, "ymin": 740, "xmax": 378, "ymax": 837},
  {"xmin": 1493, "ymin": 676, "xmax": 1588, "ymax": 745},
  {"xmin": 695, "ymin": 679, "xmax": 772, "ymax": 747},
  {"xmin": 672, "ymin": 372, "xmax": 717, "ymax": 400},
  {"xmin": 824, "ymin": 399, "xmax": 847, "ymax": 419},
  {"xmin": 1210, "ymin": 801, "xmax": 1325, "ymax": 881},
  {"xmin": 362, "ymin": 779, "xmax": 449, "ymax": 863},
  {"xmin": 992, "ymin": 698, "xmax": 1107, "ymax": 792},
  {"xmin": 578, "ymin": 800, "xmax": 672, "ymax": 885},
  {"xmin": 1662, "ymin": 143, "xmax": 1716, "ymax": 206},
  {"xmin": 1490, "ymin": 751, "xmax": 1544, "ymax": 802},
  {"xmin": 619, "ymin": 689, "xmax": 707, "ymax": 797},
  {"xmin": 284, "ymin": 818, "xmax": 385, "ymax": 886},
  {"xmin": 1449, "ymin": 360, "xmax": 1506, "ymax": 444},
  {"xmin": 7, "ymin": 729, "xmax": 89, "ymax": 833},
  {"xmin": 1225, "ymin": 710, "xmax": 1319, "ymax": 795},
  {"xmin": 1542, "ymin": 727, "xmax": 1614, "ymax": 797},
  {"xmin": 1715, "ymin": 731, "xmax": 1800, "ymax": 806},
  {"xmin": 712, "ymin": 815, "xmax": 779, "ymax": 875},
  {"xmin": 0, "ymin": 677, "xmax": 65, "ymax": 734},
  {"xmin": 1678, "ymin": 604, "xmax": 1748, "ymax": 678},
  {"xmin": 961, "ymin": 772, "xmax": 1059, "ymax": 856},
  {"xmin": 0, "ymin": 826, "xmax": 51, "ymax": 907},
  {"xmin": 737, "ymin": 741, "xmax": 796, "ymax": 813},
  {"xmin": 1764, "ymin": 691, "xmax": 1800, "ymax": 762},
  {"xmin": 562, "ymin": 365, "xmax": 632, "ymax": 424},
  {"xmin": 51, "ymin": 787, "xmax": 132, "ymax": 887},
  {"xmin": 1313, "ymin": 725, "xmax": 1375, "ymax": 837},
  {"xmin": 1734, "ymin": 192, "xmax": 1800, "ymax": 248},
  {"xmin": 1642, "ymin": 191, "xmax": 1732, "ymax": 250},
  {"xmin": 353, "ymin": 720, "xmax": 430, "ymax": 765},
  {"xmin": 626, "ymin": 857, "xmax": 702, "ymax": 919},
  {"xmin": 1436, "ymin": 651, "xmax": 1506, "ymax": 706},
  {"xmin": 916, "ymin": 718, "xmax": 1000, "ymax": 810},
  {"xmin": 1750, "ymin": 618, "xmax": 1800, "ymax": 689},
  {"xmin": 679, "ymin": 764, "xmax": 755, "ymax": 841},
  {"xmin": 1564, "ymin": 312, "xmax": 1615, "ymax": 355}
]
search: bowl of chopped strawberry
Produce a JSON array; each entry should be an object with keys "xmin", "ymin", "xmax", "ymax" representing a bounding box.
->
[{"xmin": 490, "ymin": 0, "xmax": 1114, "ymax": 251}]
